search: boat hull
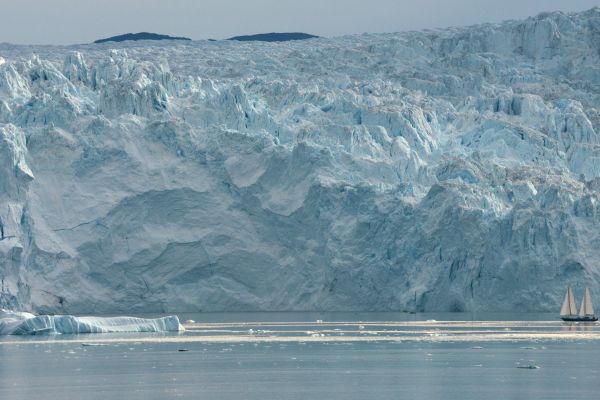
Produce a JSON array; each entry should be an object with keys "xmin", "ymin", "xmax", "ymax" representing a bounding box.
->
[{"xmin": 561, "ymin": 316, "xmax": 598, "ymax": 322}]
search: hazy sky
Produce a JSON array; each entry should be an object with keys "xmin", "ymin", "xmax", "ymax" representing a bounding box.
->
[{"xmin": 1, "ymin": 0, "xmax": 599, "ymax": 45}]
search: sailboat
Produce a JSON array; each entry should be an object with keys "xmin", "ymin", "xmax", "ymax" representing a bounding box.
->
[{"xmin": 560, "ymin": 287, "xmax": 598, "ymax": 322}]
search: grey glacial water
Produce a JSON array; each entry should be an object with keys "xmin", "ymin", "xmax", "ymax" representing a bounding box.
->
[{"xmin": 1, "ymin": 313, "xmax": 599, "ymax": 400}]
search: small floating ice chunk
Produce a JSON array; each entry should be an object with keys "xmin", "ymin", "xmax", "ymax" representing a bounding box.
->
[{"xmin": 517, "ymin": 365, "xmax": 540, "ymax": 369}]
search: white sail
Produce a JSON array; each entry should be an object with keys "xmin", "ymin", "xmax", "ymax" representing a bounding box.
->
[
  {"xmin": 560, "ymin": 287, "xmax": 577, "ymax": 317},
  {"xmin": 578, "ymin": 287, "xmax": 595, "ymax": 317}
]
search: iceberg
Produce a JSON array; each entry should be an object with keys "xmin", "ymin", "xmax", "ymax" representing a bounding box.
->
[{"xmin": 0, "ymin": 309, "xmax": 183, "ymax": 335}]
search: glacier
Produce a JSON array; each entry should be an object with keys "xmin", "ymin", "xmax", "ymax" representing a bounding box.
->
[
  {"xmin": 0, "ymin": 8, "xmax": 600, "ymax": 313},
  {"xmin": 0, "ymin": 309, "xmax": 183, "ymax": 335}
]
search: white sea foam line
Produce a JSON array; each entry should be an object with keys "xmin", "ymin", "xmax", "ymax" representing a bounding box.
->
[
  {"xmin": 184, "ymin": 321, "xmax": 578, "ymax": 329},
  {"xmin": 183, "ymin": 329, "xmax": 591, "ymax": 336},
  {"xmin": 2, "ymin": 332, "xmax": 600, "ymax": 346},
  {"xmin": 184, "ymin": 324, "xmax": 600, "ymax": 332}
]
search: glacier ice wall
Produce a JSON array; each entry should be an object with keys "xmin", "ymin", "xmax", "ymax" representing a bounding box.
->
[{"xmin": 1, "ymin": 9, "xmax": 600, "ymax": 313}]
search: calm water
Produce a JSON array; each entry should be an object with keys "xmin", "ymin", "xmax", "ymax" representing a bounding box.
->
[{"xmin": 1, "ymin": 313, "xmax": 599, "ymax": 400}]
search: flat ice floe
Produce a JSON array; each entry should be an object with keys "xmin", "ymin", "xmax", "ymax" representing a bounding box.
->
[{"xmin": 0, "ymin": 309, "xmax": 183, "ymax": 335}]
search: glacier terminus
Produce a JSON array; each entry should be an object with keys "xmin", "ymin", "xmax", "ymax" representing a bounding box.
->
[{"xmin": 1, "ymin": 8, "xmax": 600, "ymax": 314}]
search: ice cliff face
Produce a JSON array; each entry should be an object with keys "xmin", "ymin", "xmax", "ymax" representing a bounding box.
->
[{"xmin": 1, "ymin": 9, "xmax": 600, "ymax": 313}]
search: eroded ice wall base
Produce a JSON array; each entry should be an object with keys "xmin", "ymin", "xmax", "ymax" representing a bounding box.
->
[{"xmin": 1, "ymin": 9, "xmax": 600, "ymax": 313}]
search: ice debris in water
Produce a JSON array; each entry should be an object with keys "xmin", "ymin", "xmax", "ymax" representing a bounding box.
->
[
  {"xmin": 517, "ymin": 365, "xmax": 541, "ymax": 369},
  {"xmin": 0, "ymin": 309, "xmax": 183, "ymax": 335}
]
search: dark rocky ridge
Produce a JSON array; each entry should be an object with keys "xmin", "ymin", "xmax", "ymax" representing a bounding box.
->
[
  {"xmin": 228, "ymin": 32, "xmax": 319, "ymax": 42},
  {"xmin": 94, "ymin": 32, "xmax": 191, "ymax": 44}
]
